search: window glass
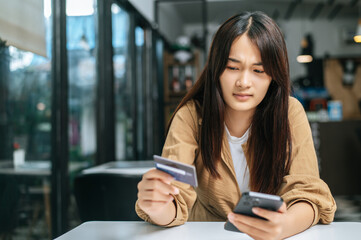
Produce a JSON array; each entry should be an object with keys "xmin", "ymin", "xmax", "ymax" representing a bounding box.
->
[
  {"xmin": 112, "ymin": 4, "xmax": 133, "ymax": 160},
  {"xmin": 135, "ymin": 26, "xmax": 145, "ymax": 159},
  {"xmin": 0, "ymin": 0, "xmax": 52, "ymax": 238},
  {"xmin": 66, "ymin": 0, "xmax": 97, "ymax": 228},
  {"xmin": 66, "ymin": 0, "xmax": 97, "ymax": 166}
]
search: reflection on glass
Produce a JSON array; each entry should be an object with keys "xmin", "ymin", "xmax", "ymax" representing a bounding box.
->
[
  {"xmin": 0, "ymin": 0, "xmax": 52, "ymax": 238},
  {"xmin": 66, "ymin": 0, "xmax": 97, "ymax": 166},
  {"xmin": 112, "ymin": 4, "xmax": 133, "ymax": 160},
  {"xmin": 135, "ymin": 26, "xmax": 145, "ymax": 159},
  {"xmin": 66, "ymin": 0, "xmax": 97, "ymax": 230},
  {"xmin": 4, "ymin": 46, "xmax": 52, "ymax": 161}
]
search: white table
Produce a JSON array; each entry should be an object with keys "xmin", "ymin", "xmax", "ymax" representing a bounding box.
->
[
  {"xmin": 0, "ymin": 160, "xmax": 88, "ymax": 176},
  {"xmin": 55, "ymin": 221, "xmax": 361, "ymax": 240},
  {"xmin": 81, "ymin": 160, "xmax": 153, "ymax": 175}
]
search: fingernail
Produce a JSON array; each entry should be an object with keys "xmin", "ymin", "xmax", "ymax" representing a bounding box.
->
[
  {"xmin": 174, "ymin": 188, "xmax": 179, "ymax": 194},
  {"xmin": 252, "ymin": 207, "xmax": 259, "ymax": 214},
  {"xmin": 228, "ymin": 213, "xmax": 234, "ymax": 220}
]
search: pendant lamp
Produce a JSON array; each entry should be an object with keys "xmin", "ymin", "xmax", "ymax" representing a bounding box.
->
[
  {"xmin": 297, "ymin": 34, "xmax": 314, "ymax": 63},
  {"xmin": 354, "ymin": 19, "xmax": 361, "ymax": 43}
]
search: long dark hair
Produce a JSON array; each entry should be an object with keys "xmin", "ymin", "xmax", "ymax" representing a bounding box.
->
[{"xmin": 167, "ymin": 11, "xmax": 292, "ymax": 195}]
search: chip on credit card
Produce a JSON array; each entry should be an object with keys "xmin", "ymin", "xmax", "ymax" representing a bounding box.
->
[{"xmin": 153, "ymin": 155, "xmax": 198, "ymax": 187}]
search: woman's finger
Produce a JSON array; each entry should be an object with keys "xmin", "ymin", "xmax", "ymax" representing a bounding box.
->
[
  {"xmin": 138, "ymin": 199, "xmax": 173, "ymax": 214},
  {"xmin": 251, "ymin": 202, "xmax": 286, "ymax": 222},
  {"xmin": 138, "ymin": 189, "xmax": 175, "ymax": 202},
  {"xmin": 228, "ymin": 213, "xmax": 269, "ymax": 239},
  {"xmin": 142, "ymin": 168, "xmax": 175, "ymax": 184},
  {"xmin": 138, "ymin": 179, "xmax": 179, "ymax": 195}
]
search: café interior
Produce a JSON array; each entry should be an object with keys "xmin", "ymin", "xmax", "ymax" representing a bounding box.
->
[{"xmin": 0, "ymin": 0, "xmax": 361, "ymax": 239}]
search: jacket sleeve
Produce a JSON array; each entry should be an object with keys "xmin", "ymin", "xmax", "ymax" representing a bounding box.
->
[
  {"xmin": 278, "ymin": 97, "xmax": 337, "ymax": 226},
  {"xmin": 136, "ymin": 101, "xmax": 198, "ymax": 227}
]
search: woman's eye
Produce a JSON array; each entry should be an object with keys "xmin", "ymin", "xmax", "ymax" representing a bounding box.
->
[
  {"xmin": 254, "ymin": 69, "xmax": 265, "ymax": 73},
  {"xmin": 227, "ymin": 66, "xmax": 238, "ymax": 70}
]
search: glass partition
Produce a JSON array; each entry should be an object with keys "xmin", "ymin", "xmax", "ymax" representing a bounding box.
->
[
  {"xmin": 112, "ymin": 4, "xmax": 133, "ymax": 160},
  {"xmin": 135, "ymin": 26, "xmax": 145, "ymax": 159},
  {"xmin": 66, "ymin": 0, "xmax": 98, "ymax": 228},
  {"xmin": 0, "ymin": 0, "xmax": 52, "ymax": 238},
  {"xmin": 112, "ymin": 3, "xmax": 165, "ymax": 160},
  {"xmin": 66, "ymin": 0, "xmax": 97, "ymax": 166}
]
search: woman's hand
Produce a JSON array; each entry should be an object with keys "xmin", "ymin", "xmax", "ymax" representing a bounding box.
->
[
  {"xmin": 137, "ymin": 168, "xmax": 179, "ymax": 225},
  {"xmin": 227, "ymin": 202, "xmax": 287, "ymax": 240}
]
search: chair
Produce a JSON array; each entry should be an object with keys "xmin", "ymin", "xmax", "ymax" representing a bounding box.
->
[
  {"xmin": 74, "ymin": 172, "xmax": 142, "ymax": 222},
  {"xmin": 0, "ymin": 175, "xmax": 19, "ymax": 239}
]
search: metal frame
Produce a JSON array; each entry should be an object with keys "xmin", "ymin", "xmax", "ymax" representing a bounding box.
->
[
  {"xmin": 145, "ymin": 28, "xmax": 154, "ymax": 157},
  {"xmin": 129, "ymin": 10, "xmax": 138, "ymax": 160},
  {"xmin": 51, "ymin": 0, "xmax": 69, "ymax": 237},
  {"xmin": 153, "ymin": 31, "xmax": 165, "ymax": 154},
  {"xmin": 96, "ymin": 0, "xmax": 116, "ymax": 164}
]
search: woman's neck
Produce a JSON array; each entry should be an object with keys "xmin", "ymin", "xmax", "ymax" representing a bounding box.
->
[{"xmin": 224, "ymin": 107, "xmax": 253, "ymax": 138}]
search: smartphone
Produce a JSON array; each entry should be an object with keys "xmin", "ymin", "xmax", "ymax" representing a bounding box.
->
[{"xmin": 224, "ymin": 191, "xmax": 283, "ymax": 232}]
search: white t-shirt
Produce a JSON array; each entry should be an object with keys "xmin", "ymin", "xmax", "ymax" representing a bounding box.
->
[{"xmin": 225, "ymin": 125, "xmax": 250, "ymax": 193}]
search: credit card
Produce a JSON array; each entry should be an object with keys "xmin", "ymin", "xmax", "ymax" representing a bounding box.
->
[{"xmin": 153, "ymin": 155, "xmax": 198, "ymax": 187}]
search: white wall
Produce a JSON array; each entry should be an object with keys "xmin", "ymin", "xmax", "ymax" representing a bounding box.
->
[
  {"xmin": 128, "ymin": 0, "xmax": 184, "ymax": 43},
  {"xmin": 185, "ymin": 18, "xmax": 361, "ymax": 80},
  {"xmin": 279, "ymin": 18, "xmax": 361, "ymax": 80},
  {"xmin": 158, "ymin": 4, "xmax": 184, "ymax": 43},
  {"xmin": 128, "ymin": 0, "xmax": 154, "ymax": 23},
  {"xmin": 184, "ymin": 23, "xmax": 219, "ymax": 53}
]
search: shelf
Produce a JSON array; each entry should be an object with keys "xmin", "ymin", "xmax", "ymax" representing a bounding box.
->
[
  {"xmin": 163, "ymin": 51, "xmax": 200, "ymax": 130},
  {"xmin": 168, "ymin": 91, "xmax": 187, "ymax": 98}
]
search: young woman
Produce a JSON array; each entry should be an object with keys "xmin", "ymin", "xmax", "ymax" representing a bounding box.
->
[{"xmin": 136, "ymin": 11, "xmax": 336, "ymax": 239}]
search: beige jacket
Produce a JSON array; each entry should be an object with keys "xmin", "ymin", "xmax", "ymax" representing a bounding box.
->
[{"xmin": 136, "ymin": 97, "xmax": 336, "ymax": 227}]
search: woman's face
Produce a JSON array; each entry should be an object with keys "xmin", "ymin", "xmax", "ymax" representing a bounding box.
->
[{"xmin": 220, "ymin": 34, "xmax": 272, "ymax": 116}]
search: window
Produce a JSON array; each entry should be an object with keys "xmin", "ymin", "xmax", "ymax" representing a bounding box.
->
[
  {"xmin": 66, "ymin": 0, "xmax": 97, "ymax": 165},
  {"xmin": 0, "ymin": 0, "xmax": 52, "ymax": 238},
  {"xmin": 112, "ymin": 4, "xmax": 133, "ymax": 160}
]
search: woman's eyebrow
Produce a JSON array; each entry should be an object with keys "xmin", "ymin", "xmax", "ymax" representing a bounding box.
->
[
  {"xmin": 228, "ymin": 57, "xmax": 240, "ymax": 63},
  {"xmin": 228, "ymin": 58, "xmax": 263, "ymax": 66}
]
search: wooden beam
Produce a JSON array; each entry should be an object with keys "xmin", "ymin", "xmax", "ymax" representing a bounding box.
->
[
  {"xmin": 272, "ymin": 9, "xmax": 280, "ymax": 21},
  {"xmin": 310, "ymin": 2, "xmax": 324, "ymax": 20},
  {"xmin": 327, "ymin": 3, "xmax": 343, "ymax": 20},
  {"xmin": 349, "ymin": 0, "xmax": 359, "ymax": 8},
  {"xmin": 327, "ymin": 0, "xmax": 335, "ymax": 5},
  {"xmin": 284, "ymin": 0, "xmax": 302, "ymax": 20}
]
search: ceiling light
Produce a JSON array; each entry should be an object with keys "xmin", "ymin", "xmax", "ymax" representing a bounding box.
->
[
  {"xmin": 297, "ymin": 55, "xmax": 313, "ymax": 63},
  {"xmin": 354, "ymin": 19, "xmax": 361, "ymax": 43},
  {"xmin": 297, "ymin": 34, "xmax": 314, "ymax": 63}
]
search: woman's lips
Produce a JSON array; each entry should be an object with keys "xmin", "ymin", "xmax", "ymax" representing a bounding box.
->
[{"xmin": 233, "ymin": 93, "xmax": 252, "ymax": 101}]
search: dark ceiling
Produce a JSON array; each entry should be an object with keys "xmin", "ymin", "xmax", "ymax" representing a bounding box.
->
[{"xmin": 157, "ymin": 0, "xmax": 360, "ymax": 25}]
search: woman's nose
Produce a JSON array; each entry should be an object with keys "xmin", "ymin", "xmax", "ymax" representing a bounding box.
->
[{"xmin": 236, "ymin": 71, "xmax": 251, "ymax": 88}]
